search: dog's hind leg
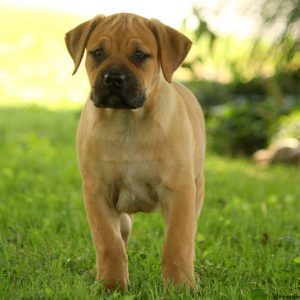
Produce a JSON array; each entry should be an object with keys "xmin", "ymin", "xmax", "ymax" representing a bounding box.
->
[{"xmin": 120, "ymin": 213, "xmax": 133, "ymax": 247}]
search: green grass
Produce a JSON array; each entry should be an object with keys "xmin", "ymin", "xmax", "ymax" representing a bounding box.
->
[{"xmin": 0, "ymin": 106, "xmax": 299, "ymax": 299}]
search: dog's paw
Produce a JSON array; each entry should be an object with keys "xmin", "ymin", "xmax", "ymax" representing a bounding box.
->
[
  {"xmin": 96, "ymin": 273, "xmax": 129, "ymax": 291},
  {"xmin": 162, "ymin": 261, "xmax": 196, "ymax": 289},
  {"xmin": 96, "ymin": 248, "xmax": 129, "ymax": 290}
]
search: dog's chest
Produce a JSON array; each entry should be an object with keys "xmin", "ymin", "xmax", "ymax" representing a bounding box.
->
[
  {"xmin": 113, "ymin": 160, "xmax": 162, "ymax": 214},
  {"xmin": 90, "ymin": 119, "xmax": 169, "ymax": 213}
]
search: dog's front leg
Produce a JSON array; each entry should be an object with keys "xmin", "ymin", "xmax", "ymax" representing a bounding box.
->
[
  {"xmin": 161, "ymin": 181, "xmax": 197, "ymax": 289},
  {"xmin": 82, "ymin": 184, "xmax": 129, "ymax": 290}
]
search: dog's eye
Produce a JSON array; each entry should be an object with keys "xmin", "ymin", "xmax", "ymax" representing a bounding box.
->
[
  {"xmin": 90, "ymin": 49, "xmax": 104, "ymax": 60},
  {"xmin": 133, "ymin": 50, "xmax": 149, "ymax": 62}
]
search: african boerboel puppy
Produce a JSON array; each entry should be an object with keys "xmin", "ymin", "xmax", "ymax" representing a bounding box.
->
[{"xmin": 65, "ymin": 13, "xmax": 205, "ymax": 290}]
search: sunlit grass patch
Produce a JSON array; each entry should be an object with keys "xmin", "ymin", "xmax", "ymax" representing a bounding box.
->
[{"xmin": 0, "ymin": 6, "xmax": 89, "ymax": 109}]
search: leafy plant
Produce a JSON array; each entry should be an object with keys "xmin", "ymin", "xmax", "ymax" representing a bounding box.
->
[
  {"xmin": 259, "ymin": 0, "xmax": 300, "ymax": 72},
  {"xmin": 208, "ymin": 99, "xmax": 279, "ymax": 156}
]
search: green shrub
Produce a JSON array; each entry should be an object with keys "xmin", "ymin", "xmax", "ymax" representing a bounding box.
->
[
  {"xmin": 207, "ymin": 100, "xmax": 278, "ymax": 156},
  {"xmin": 184, "ymin": 80, "xmax": 232, "ymax": 117}
]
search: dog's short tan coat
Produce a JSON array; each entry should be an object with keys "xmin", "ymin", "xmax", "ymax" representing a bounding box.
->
[{"xmin": 65, "ymin": 13, "xmax": 205, "ymax": 290}]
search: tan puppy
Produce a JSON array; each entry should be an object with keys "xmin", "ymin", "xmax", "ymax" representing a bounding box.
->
[{"xmin": 65, "ymin": 13, "xmax": 205, "ymax": 290}]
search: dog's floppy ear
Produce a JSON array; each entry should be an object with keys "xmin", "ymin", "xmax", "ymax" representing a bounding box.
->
[
  {"xmin": 65, "ymin": 15, "xmax": 105, "ymax": 75},
  {"xmin": 149, "ymin": 19, "xmax": 192, "ymax": 83}
]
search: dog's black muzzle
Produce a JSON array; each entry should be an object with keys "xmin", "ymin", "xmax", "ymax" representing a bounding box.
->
[{"xmin": 90, "ymin": 67, "xmax": 146, "ymax": 109}]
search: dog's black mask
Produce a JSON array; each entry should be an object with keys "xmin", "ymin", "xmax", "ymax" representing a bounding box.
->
[{"xmin": 91, "ymin": 66, "xmax": 146, "ymax": 109}]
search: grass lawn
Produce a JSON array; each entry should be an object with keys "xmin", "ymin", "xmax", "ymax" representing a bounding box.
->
[{"xmin": 0, "ymin": 106, "xmax": 299, "ymax": 299}]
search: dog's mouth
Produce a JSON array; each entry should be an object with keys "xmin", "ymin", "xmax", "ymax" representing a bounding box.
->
[
  {"xmin": 91, "ymin": 91, "xmax": 145, "ymax": 110},
  {"xmin": 90, "ymin": 67, "xmax": 146, "ymax": 110}
]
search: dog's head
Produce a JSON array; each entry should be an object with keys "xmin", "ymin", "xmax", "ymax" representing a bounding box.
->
[{"xmin": 65, "ymin": 13, "xmax": 192, "ymax": 109}]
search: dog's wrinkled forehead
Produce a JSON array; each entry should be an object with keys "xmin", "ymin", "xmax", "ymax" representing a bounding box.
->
[
  {"xmin": 98, "ymin": 13, "xmax": 148, "ymax": 33},
  {"xmin": 87, "ymin": 14, "xmax": 157, "ymax": 51}
]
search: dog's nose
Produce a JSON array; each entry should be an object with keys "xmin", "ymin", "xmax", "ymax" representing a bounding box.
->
[{"xmin": 103, "ymin": 71, "xmax": 127, "ymax": 87}]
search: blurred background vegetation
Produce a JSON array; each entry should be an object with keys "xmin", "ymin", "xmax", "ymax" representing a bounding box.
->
[
  {"xmin": 181, "ymin": 0, "xmax": 300, "ymax": 156},
  {"xmin": 0, "ymin": 0, "xmax": 299, "ymax": 158}
]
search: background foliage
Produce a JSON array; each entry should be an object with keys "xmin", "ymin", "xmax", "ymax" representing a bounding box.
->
[{"xmin": 182, "ymin": 2, "xmax": 300, "ymax": 156}]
